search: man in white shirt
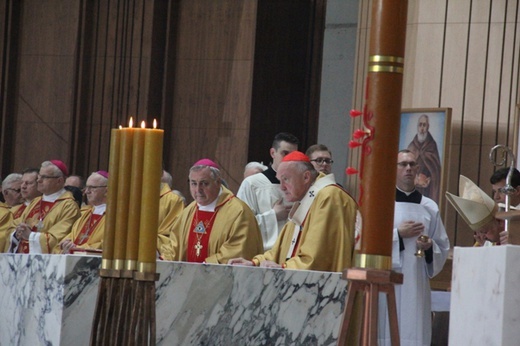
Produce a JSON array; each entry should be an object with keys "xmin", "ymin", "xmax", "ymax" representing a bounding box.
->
[{"xmin": 237, "ymin": 132, "xmax": 299, "ymax": 251}]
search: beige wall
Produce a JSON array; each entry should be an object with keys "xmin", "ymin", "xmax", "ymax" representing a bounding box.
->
[{"xmin": 349, "ymin": 1, "xmax": 520, "ymax": 246}]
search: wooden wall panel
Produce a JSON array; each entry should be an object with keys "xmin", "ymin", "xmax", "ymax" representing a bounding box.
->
[
  {"xmin": 13, "ymin": 0, "xmax": 81, "ymax": 171},
  {"xmin": 164, "ymin": 0, "xmax": 258, "ymax": 198}
]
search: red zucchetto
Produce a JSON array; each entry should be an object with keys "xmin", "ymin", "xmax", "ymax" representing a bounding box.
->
[
  {"xmin": 50, "ymin": 160, "xmax": 69, "ymax": 177},
  {"xmin": 281, "ymin": 151, "xmax": 310, "ymax": 163}
]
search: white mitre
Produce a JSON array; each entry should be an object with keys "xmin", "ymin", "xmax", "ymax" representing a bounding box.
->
[{"xmin": 445, "ymin": 175, "xmax": 497, "ymax": 231}]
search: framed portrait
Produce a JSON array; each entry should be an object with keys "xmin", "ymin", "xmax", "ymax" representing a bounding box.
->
[{"xmin": 399, "ymin": 108, "xmax": 452, "ymax": 210}]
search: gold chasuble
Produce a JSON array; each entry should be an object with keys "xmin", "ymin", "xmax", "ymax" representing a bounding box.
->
[
  {"xmin": 162, "ymin": 186, "xmax": 263, "ymax": 264},
  {"xmin": 0, "ymin": 203, "xmax": 13, "ymax": 252},
  {"xmin": 15, "ymin": 190, "xmax": 80, "ymax": 253},
  {"xmin": 10, "ymin": 203, "xmax": 26, "ymax": 221},
  {"xmin": 157, "ymin": 183, "xmax": 184, "ymax": 253},
  {"xmin": 53, "ymin": 205, "xmax": 106, "ymax": 253},
  {"xmin": 253, "ymin": 175, "xmax": 358, "ymax": 272}
]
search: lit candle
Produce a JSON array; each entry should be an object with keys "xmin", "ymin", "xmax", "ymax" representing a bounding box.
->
[
  {"xmin": 125, "ymin": 121, "xmax": 146, "ymax": 270},
  {"xmin": 138, "ymin": 119, "xmax": 164, "ymax": 273},
  {"xmin": 102, "ymin": 128, "xmax": 120, "ymax": 270},
  {"xmin": 113, "ymin": 118, "xmax": 134, "ymax": 270}
]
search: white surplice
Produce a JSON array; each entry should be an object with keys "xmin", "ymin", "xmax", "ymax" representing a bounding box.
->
[{"xmin": 378, "ymin": 196, "xmax": 450, "ymax": 346}]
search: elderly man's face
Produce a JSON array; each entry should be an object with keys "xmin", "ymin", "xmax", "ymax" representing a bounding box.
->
[
  {"xmin": 65, "ymin": 176, "xmax": 82, "ymax": 189},
  {"xmin": 21, "ymin": 172, "xmax": 40, "ymax": 201},
  {"xmin": 189, "ymin": 167, "xmax": 221, "ymax": 206},
  {"xmin": 277, "ymin": 162, "xmax": 311, "ymax": 202},
  {"xmin": 84, "ymin": 174, "xmax": 107, "ymax": 206},
  {"xmin": 37, "ymin": 166, "xmax": 64, "ymax": 195},
  {"xmin": 417, "ymin": 116, "xmax": 429, "ymax": 135},
  {"xmin": 3, "ymin": 180, "xmax": 23, "ymax": 207},
  {"xmin": 477, "ymin": 219, "xmax": 503, "ymax": 243}
]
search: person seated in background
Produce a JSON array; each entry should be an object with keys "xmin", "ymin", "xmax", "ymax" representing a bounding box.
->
[
  {"xmin": 446, "ymin": 175, "xmax": 502, "ymax": 246},
  {"xmin": 64, "ymin": 185, "xmax": 84, "ymax": 208},
  {"xmin": 305, "ymin": 144, "xmax": 334, "ymax": 175},
  {"xmin": 65, "ymin": 175, "xmax": 85, "ymax": 190},
  {"xmin": 243, "ymin": 161, "xmax": 267, "ymax": 179},
  {"xmin": 65, "ymin": 174, "xmax": 86, "ymax": 207},
  {"xmin": 2, "ymin": 173, "xmax": 24, "ymax": 209},
  {"xmin": 56, "ymin": 171, "xmax": 108, "ymax": 253},
  {"xmin": 229, "ymin": 151, "xmax": 358, "ymax": 272},
  {"xmin": 9, "ymin": 160, "xmax": 80, "ymax": 253},
  {"xmin": 161, "ymin": 159, "xmax": 263, "ymax": 263},
  {"xmin": 14, "ymin": 168, "xmax": 42, "ymax": 221},
  {"xmin": 157, "ymin": 170, "xmax": 185, "ymax": 254},
  {"xmin": 161, "ymin": 170, "xmax": 174, "ymax": 189},
  {"xmin": 0, "ymin": 176, "xmax": 14, "ymax": 253}
]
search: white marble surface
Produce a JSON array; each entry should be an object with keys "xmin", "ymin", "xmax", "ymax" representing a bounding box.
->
[
  {"xmin": 0, "ymin": 254, "xmax": 348, "ymax": 345},
  {"xmin": 449, "ymin": 246, "xmax": 520, "ymax": 346}
]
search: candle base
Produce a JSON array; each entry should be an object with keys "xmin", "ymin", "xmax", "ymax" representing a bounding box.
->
[
  {"xmin": 124, "ymin": 260, "xmax": 137, "ymax": 271},
  {"xmin": 99, "ymin": 268, "xmax": 122, "ymax": 278},
  {"xmin": 133, "ymin": 271, "xmax": 160, "ymax": 282},
  {"xmin": 355, "ymin": 253, "xmax": 392, "ymax": 270},
  {"xmin": 101, "ymin": 259, "xmax": 113, "ymax": 270},
  {"xmin": 113, "ymin": 259, "xmax": 126, "ymax": 270},
  {"xmin": 137, "ymin": 262, "xmax": 157, "ymax": 274}
]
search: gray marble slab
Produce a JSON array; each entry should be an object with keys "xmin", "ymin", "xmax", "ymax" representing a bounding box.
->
[{"xmin": 0, "ymin": 254, "xmax": 348, "ymax": 345}]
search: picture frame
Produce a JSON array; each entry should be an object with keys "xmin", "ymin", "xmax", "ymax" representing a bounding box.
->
[
  {"xmin": 399, "ymin": 108, "xmax": 452, "ymax": 211},
  {"xmin": 514, "ymin": 104, "xmax": 520, "ymax": 163}
]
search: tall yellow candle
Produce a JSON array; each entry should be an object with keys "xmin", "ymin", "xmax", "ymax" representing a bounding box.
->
[
  {"xmin": 138, "ymin": 120, "xmax": 163, "ymax": 273},
  {"xmin": 102, "ymin": 128, "xmax": 120, "ymax": 269},
  {"xmin": 125, "ymin": 122, "xmax": 145, "ymax": 270},
  {"xmin": 113, "ymin": 120, "xmax": 134, "ymax": 269}
]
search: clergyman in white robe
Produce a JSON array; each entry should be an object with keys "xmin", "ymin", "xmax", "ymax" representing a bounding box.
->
[{"xmin": 378, "ymin": 189, "xmax": 450, "ymax": 346}]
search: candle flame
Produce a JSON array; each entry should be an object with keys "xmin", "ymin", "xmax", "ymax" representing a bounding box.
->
[
  {"xmin": 129, "ymin": 117, "xmax": 134, "ymax": 128},
  {"xmin": 153, "ymin": 119, "xmax": 158, "ymax": 129},
  {"xmin": 141, "ymin": 121, "xmax": 146, "ymax": 129},
  {"xmin": 119, "ymin": 125, "xmax": 122, "ymax": 129}
]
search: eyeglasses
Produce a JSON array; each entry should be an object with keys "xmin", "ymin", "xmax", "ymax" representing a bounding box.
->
[
  {"xmin": 4, "ymin": 188, "xmax": 21, "ymax": 194},
  {"xmin": 397, "ymin": 161, "xmax": 418, "ymax": 168},
  {"xmin": 38, "ymin": 174, "xmax": 61, "ymax": 180},
  {"xmin": 83, "ymin": 185, "xmax": 107, "ymax": 191},
  {"xmin": 311, "ymin": 158, "xmax": 334, "ymax": 165}
]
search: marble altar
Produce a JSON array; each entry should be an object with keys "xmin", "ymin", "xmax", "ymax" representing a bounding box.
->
[
  {"xmin": 449, "ymin": 246, "xmax": 520, "ymax": 345},
  {"xmin": 0, "ymin": 254, "xmax": 348, "ymax": 345}
]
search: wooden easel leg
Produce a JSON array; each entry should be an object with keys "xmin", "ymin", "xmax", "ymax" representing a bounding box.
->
[
  {"xmin": 385, "ymin": 285, "xmax": 400, "ymax": 346},
  {"xmin": 337, "ymin": 281, "xmax": 364, "ymax": 345},
  {"xmin": 337, "ymin": 269, "xmax": 403, "ymax": 346},
  {"xmin": 366, "ymin": 283, "xmax": 380, "ymax": 345}
]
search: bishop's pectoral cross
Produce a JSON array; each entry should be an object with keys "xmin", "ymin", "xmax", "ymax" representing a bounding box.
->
[
  {"xmin": 78, "ymin": 232, "xmax": 90, "ymax": 244},
  {"xmin": 195, "ymin": 241, "xmax": 203, "ymax": 257}
]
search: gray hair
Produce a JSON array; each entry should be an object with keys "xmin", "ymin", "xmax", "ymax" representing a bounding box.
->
[
  {"xmin": 161, "ymin": 170, "xmax": 173, "ymax": 189},
  {"xmin": 2, "ymin": 173, "xmax": 22, "ymax": 189},
  {"xmin": 244, "ymin": 161, "xmax": 267, "ymax": 172},
  {"xmin": 189, "ymin": 165, "xmax": 222, "ymax": 182},
  {"xmin": 291, "ymin": 161, "xmax": 319, "ymax": 180}
]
